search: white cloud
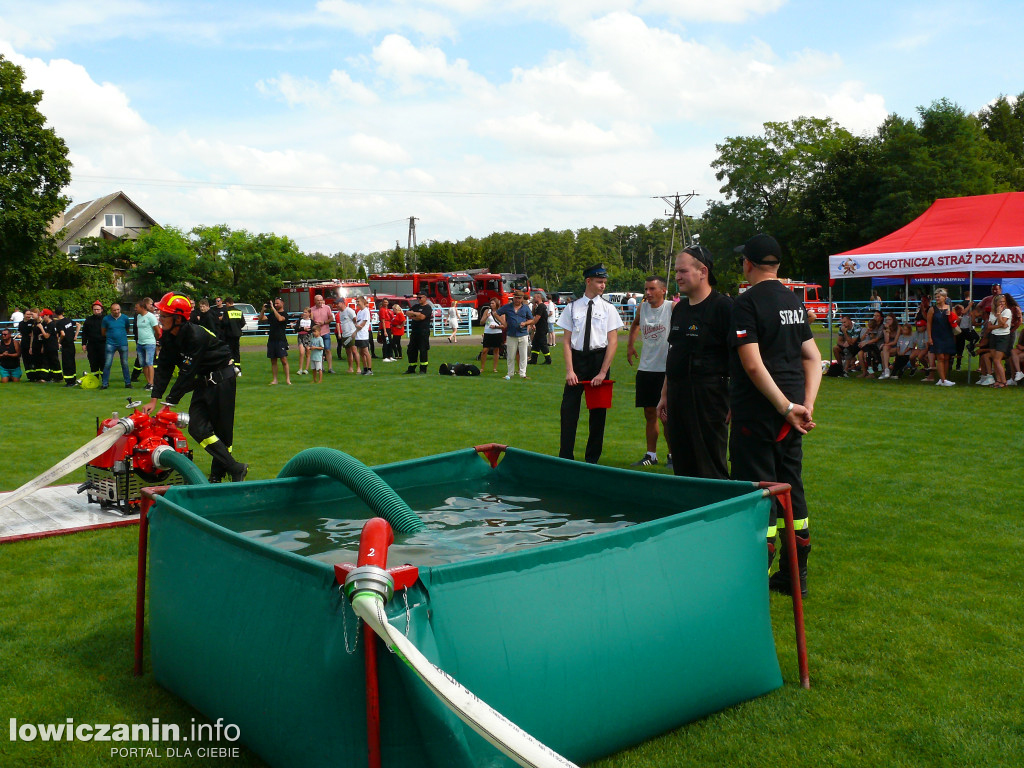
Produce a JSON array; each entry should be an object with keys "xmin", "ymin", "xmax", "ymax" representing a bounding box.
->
[
  {"xmin": 349, "ymin": 133, "xmax": 411, "ymax": 164},
  {"xmin": 0, "ymin": 1, "xmax": 162, "ymax": 50},
  {"xmin": 478, "ymin": 113, "xmax": 649, "ymax": 155},
  {"xmin": 371, "ymin": 34, "xmax": 491, "ymax": 95},
  {"xmin": 315, "ymin": 0, "xmax": 456, "ymax": 38}
]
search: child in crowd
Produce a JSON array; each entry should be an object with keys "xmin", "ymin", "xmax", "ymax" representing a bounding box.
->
[
  {"xmin": 295, "ymin": 309, "xmax": 313, "ymax": 375},
  {"xmin": 878, "ymin": 313, "xmax": 899, "ymax": 379},
  {"xmin": 308, "ymin": 324, "xmax": 325, "ymax": 383},
  {"xmin": 891, "ymin": 324, "xmax": 915, "ymax": 379}
]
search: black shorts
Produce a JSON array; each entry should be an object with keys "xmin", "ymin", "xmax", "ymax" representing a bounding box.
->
[
  {"xmin": 266, "ymin": 340, "xmax": 289, "ymax": 359},
  {"xmin": 635, "ymin": 370, "xmax": 665, "ymax": 408},
  {"xmin": 354, "ymin": 339, "xmax": 370, "ymax": 349},
  {"xmin": 990, "ymin": 333, "xmax": 1012, "ymax": 355},
  {"xmin": 482, "ymin": 333, "xmax": 503, "ymax": 349}
]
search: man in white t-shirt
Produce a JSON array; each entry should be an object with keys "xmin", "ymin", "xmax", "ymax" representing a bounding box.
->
[
  {"xmin": 626, "ymin": 276, "xmax": 672, "ymax": 466},
  {"xmin": 335, "ymin": 302, "xmax": 357, "ymax": 373}
]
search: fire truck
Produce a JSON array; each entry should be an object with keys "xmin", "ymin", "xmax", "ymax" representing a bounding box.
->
[
  {"xmin": 473, "ymin": 273, "xmax": 532, "ymax": 313},
  {"xmin": 278, "ymin": 280, "xmax": 374, "ymax": 314},
  {"xmin": 368, "ymin": 273, "xmax": 477, "ymax": 315},
  {"xmin": 737, "ymin": 279, "xmax": 837, "ymax": 321}
]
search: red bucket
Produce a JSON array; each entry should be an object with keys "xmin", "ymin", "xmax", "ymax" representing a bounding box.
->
[{"xmin": 580, "ymin": 379, "xmax": 614, "ymax": 409}]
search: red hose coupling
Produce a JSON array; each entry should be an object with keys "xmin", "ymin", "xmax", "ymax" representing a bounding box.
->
[{"xmin": 335, "ymin": 517, "xmax": 419, "ymax": 604}]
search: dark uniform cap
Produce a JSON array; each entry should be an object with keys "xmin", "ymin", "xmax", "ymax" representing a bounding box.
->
[
  {"xmin": 583, "ymin": 263, "xmax": 608, "ymax": 279},
  {"xmin": 682, "ymin": 245, "xmax": 717, "ymax": 286},
  {"xmin": 734, "ymin": 233, "xmax": 782, "ymax": 265}
]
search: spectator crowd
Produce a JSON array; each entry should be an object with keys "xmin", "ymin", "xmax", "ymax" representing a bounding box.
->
[{"xmin": 828, "ymin": 283, "xmax": 1021, "ymax": 387}]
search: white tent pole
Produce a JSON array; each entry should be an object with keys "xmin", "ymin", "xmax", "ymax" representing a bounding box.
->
[
  {"xmin": 967, "ymin": 271, "xmax": 974, "ymax": 385},
  {"xmin": 828, "ymin": 281, "xmax": 833, "ymax": 363}
]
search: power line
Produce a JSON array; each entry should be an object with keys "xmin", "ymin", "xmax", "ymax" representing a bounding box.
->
[
  {"xmin": 72, "ymin": 174, "xmax": 651, "ymax": 200},
  {"xmin": 300, "ymin": 218, "xmax": 409, "ymax": 241}
]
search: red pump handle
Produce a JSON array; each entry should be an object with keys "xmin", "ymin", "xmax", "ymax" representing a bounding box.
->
[{"xmin": 357, "ymin": 517, "xmax": 394, "ymax": 569}]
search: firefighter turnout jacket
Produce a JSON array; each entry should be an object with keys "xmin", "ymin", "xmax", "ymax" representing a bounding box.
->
[{"xmin": 152, "ymin": 323, "xmax": 235, "ymax": 406}]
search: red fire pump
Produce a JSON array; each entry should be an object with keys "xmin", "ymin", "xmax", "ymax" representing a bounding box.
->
[{"xmin": 81, "ymin": 399, "xmax": 194, "ymax": 512}]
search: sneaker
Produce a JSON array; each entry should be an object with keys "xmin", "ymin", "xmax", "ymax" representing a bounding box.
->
[
  {"xmin": 631, "ymin": 455, "xmax": 658, "ymax": 466},
  {"xmin": 503, "ymin": 375, "xmax": 512, "ymax": 380},
  {"xmin": 1006, "ymin": 378, "xmax": 1017, "ymax": 386},
  {"xmin": 878, "ymin": 370, "xmax": 890, "ymax": 380},
  {"xmin": 144, "ymin": 384, "xmax": 153, "ymax": 391},
  {"xmin": 940, "ymin": 379, "xmax": 955, "ymax": 386},
  {"xmin": 100, "ymin": 384, "xmax": 109, "ymax": 390},
  {"xmin": 1015, "ymin": 371, "xmax": 1024, "ymax": 382},
  {"xmin": 979, "ymin": 375, "xmax": 994, "ymax": 386},
  {"xmin": 125, "ymin": 383, "xmax": 133, "ymax": 389}
]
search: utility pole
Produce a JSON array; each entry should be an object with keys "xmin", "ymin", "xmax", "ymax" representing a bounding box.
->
[
  {"xmin": 653, "ymin": 192, "xmax": 698, "ymax": 282},
  {"xmin": 406, "ymin": 216, "xmax": 419, "ymax": 272}
]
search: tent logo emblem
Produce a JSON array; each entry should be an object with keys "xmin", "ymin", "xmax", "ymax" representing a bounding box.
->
[{"xmin": 840, "ymin": 258, "xmax": 859, "ymax": 276}]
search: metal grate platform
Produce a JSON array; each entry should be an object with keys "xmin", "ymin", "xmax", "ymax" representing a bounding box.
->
[{"xmin": 0, "ymin": 484, "xmax": 138, "ymax": 542}]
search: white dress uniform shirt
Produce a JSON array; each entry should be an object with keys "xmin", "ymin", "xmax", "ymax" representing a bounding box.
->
[{"xmin": 557, "ymin": 295, "xmax": 624, "ymax": 351}]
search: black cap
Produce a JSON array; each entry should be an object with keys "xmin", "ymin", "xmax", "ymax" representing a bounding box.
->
[
  {"xmin": 735, "ymin": 233, "xmax": 782, "ymax": 265},
  {"xmin": 682, "ymin": 245, "xmax": 717, "ymax": 286},
  {"xmin": 583, "ymin": 263, "xmax": 608, "ymax": 279},
  {"xmin": 53, "ymin": 305, "xmax": 65, "ymax": 315}
]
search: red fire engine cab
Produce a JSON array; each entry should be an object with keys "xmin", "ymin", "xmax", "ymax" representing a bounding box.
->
[
  {"xmin": 737, "ymin": 279, "xmax": 836, "ymax": 322},
  {"xmin": 473, "ymin": 273, "xmax": 531, "ymax": 316},
  {"xmin": 278, "ymin": 280, "xmax": 374, "ymax": 314},
  {"xmin": 368, "ymin": 273, "xmax": 477, "ymax": 314}
]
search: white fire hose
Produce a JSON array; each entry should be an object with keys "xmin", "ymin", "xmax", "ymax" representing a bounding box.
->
[
  {"xmin": 0, "ymin": 423, "xmax": 129, "ymax": 510},
  {"xmin": 349, "ymin": 585, "xmax": 578, "ymax": 768}
]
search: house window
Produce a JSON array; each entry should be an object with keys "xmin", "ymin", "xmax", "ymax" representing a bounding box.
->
[
  {"xmin": 104, "ymin": 213, "xmax": 125, "ymax": 227},
  {"xmin": 68, "ymin": 244, "xmax": 82, "ymax": 257}
]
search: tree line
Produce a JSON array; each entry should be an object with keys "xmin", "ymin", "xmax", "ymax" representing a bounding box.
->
[{"xmin": 3, "ymin": 52, "xmax": 1022, "ymax": 317}]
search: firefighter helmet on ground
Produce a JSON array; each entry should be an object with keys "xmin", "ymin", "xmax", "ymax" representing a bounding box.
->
[{"xmin": 155, "ymin": 292, "xmax": 193, "ymax": 320}]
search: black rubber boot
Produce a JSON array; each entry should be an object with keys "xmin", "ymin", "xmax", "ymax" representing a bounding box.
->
[
  {"xmin": 205, "ymin": 441, "xmax": 246, "ymax": 483},
  {"xmin": 769, "ymin": 536, "xmax": 810, "ymax": 597}
]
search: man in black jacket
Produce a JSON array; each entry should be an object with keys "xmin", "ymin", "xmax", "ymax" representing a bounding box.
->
[
  {"xmin": 81, "ymin": 301, "xmax": 106, "ymax": 377},
  {"xmin": 143, "ymin": 293, "xmax": 248, "ymax": 483}
]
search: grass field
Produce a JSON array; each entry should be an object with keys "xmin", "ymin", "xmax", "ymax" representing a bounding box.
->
[{"xmin": 1, "ymin": 332, "xmax": 1022, "ymax": 767}]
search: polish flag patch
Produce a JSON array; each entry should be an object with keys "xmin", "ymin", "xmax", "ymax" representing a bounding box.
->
[{"xmin": 736, "ymin": 329, "xmax": 748, "ymax": 338}]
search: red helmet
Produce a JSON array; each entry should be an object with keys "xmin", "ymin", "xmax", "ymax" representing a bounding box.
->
[{"xmin": 155, "ymin": 292, "xmax": 193, "ymax": 320}]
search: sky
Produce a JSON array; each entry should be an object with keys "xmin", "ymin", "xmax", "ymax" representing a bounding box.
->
[{"xmin": 1, "ymin": 0, "xmax": 1021, "ymax": 256}]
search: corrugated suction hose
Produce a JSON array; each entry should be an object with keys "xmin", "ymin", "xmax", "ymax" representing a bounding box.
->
[
  {"xmin": 153, "ymin": 447, "xmax": 210, "ymax": 486},
  {"xmin": 277, "ymin": 448, "xmax": 425, "ymax": 533}
]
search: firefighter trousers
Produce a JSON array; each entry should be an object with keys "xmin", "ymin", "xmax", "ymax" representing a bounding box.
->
[
  {"xmin": 60, "ymin": 344, "xmax": 77, "ymax": 383},
  {"xmin": 187, "ymin": 373, "xmax": 239, "ymax": 478},
  {"xmin": 729, "ymin": 417, "xmax": 810, "ymax": 567}
]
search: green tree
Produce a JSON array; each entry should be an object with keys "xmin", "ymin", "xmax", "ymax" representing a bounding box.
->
[
  {"xmin": 124, "ymin": 226, "xmax": 196, "ymax": 298},
  {"xmin": 0, "ymin": 54, "xmax": 72, "ymax": 317}
]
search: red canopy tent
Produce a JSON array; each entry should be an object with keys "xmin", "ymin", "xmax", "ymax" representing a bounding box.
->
[
  {"xmin": 828, "ymin": 192, "xmax": 1024, "ymax": 280},
  {"xmin": 826, "ymin": 192, "xmax": 1024, "ymax": 382}
]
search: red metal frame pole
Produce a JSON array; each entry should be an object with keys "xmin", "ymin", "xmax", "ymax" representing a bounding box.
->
[
  {"xmin": 778, "ymin": 487, "xmax": 810, "ymax": 689},
  {"xmin": 334, "ymin": 520, "xmax": 420, "ymax": 768},
  {"xmin": 759, "ymin": 482, "xmax": 810, "ymax": 689},
  {"xmin": 134, "ymin": 486, "xmax": 168, "ymax": 677},
  {"xmin": 364, "ymin": 626, "xmax": 382, "ymax": 768},
  {"xmin": 473, "ymin": 443, "xmax": 508, "ymax": 469}
]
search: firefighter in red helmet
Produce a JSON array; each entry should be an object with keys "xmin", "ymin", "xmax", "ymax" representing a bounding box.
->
[{"xmin": 143, "ymin": 292, "xmax": 248, "ymax": 482}]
